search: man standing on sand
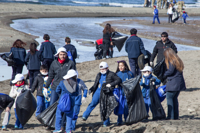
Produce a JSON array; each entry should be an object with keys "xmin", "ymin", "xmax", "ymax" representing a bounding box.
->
[
  {"xmin": 150, "ymin": 32, "xmax": 177, "ymax": 66},
  {"xmin": 125, "ymin": 28, "xmax": 148, "ymax": 77},
  {"xmin": 152, "ymin": 6, "xmax": 160, "ymax": 24}
]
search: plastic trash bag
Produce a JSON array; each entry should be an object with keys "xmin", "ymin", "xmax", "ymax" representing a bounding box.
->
[
  {"xmin": 16, "ymin": 90, "xmax": 37, "ymax": 126},
  {"xmin": 121, "ymin": 75, "xmax": 148, "ymax": 124},
  {"xmin": 37, "ymin": 101, "xmax": 58, "ymax": 128},
  {"xmin": 111, "ymin": 32, "xmax": 128, "ymax": 52},
  {"xmin": 57, "ymin": 93, "xmax": 71, "ymax": 114},
  {"xmin": 153, "ymin": 59, "xmax": 167, "ymax": 82},
  {"xmin": 0, "ymin": 53, "xmax": 15, "ymax": 66},
  {"xmin": 138, "ymin": 50, "xmax": 152, "ymax": 70},
  {"xmin": 155, "ymin": 85, "xmax": 166, "ymax": 102},
  {"xmin": 172, "ymin": 9, "xmax": 179, "ymax": 23}
]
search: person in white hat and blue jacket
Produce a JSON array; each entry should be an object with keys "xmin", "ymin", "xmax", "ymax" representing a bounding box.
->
[
  {"xmin": 54, "ymin": 69, "xmax": 88, "ymax": 133},
  {"xmin": 140, "ymin": 66, "xmax": 161, "ymax": 117}
]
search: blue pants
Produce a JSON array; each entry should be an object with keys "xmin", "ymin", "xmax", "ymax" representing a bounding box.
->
[
  {"xmin": 50, "ymin": 89, "xmax": 59, "ymax": 106},
  {"xmin": 29, "ymin": 70, "xmax": 40, "ymax": 89},
  {"xmin": 183, "ymin": 18, "xmax": 186, "ymax": 23},
  {"xmin": 44, "ymin": 102, "xmax": 50, "ymax": 110},
  {"xmin": 36, "ymin": 96, "xmax": 45, "ymax": 116},
  {"xmin": 166, "ymin": 91, "xmax": 180, "ymax": 119},
  {"xmin": 14, "ymin": 108, "xmax": 23, "ymax": 129},
  {"xmin": 129, "ymin": 58, "xmax": 140, "ymax": 77},
  {"xmin": 83, "ymin": 89, "xmax": 110, "ymax": 126},
  {"xmin": 153, "ymin": 15, "xmax": 160, "ymax": 24},
  {"xmin": 42, "ymin": 58, "xmax": 54, "ymax": 71},
  {"xmin": 117, "ymin": 100, "xmax": 128, "ymax": 124},
  {"xmin": 144, "ymin": 98, "xmax": 152, "ymax": 114}
]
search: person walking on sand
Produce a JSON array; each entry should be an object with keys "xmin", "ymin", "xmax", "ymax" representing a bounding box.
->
[
  {"xmin": 152, "ymin": 6, "xmax": 160, "ymax": 24},
  {"xmin": 150, "ymin": 32, "xmax": 177, "ymax": 66},
  {"xmin": 163, "ymin": 48, "xmax": 186, "ymax": 120},
  {"xmin": 39, "ymin": 34, "xmax": 57, "ymax": 70},
  {"xmin": 167, "ymin": 3, "xmax": 174, "ymax": 23},
  {"xmin": 125, "ymin": 28, "xmax": 148, "ymax": 77},
  {"xmin": 182, "ymin": 11, "xmax": 188, "ymax": 24}
]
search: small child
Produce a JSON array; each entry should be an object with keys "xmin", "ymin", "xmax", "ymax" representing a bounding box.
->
[
  {"xmin": 152, "ymin": 6, "xmax": 160, "ymax": 24},
  {"xmin": 31, "ymin": 65, "xmax": 51, "ymax": 116},
  {"xmin": 9, "ymin": 74, "xmax": 29, "ymax": 129},
  {"xmin": 182, "ymin": 11, "xmax": 188, "ymax": 24},
  {"xmin": 140, "ymin": 66, "xmax": 161, "ymax": 116}
]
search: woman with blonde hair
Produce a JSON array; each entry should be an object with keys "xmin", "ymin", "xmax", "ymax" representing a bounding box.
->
[{"xmin": 163, "ymin": 48, "xmax": 186, "ymax": 120}]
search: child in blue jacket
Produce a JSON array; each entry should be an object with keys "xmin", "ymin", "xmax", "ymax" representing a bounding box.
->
[
  {"xmin": 182, "ymin": 11, "xmax": 188, "ymax": 24},
  {"xmin": 152, "ymin": 6, "xmax": 160, "ymax": 24},
  {"xmin": 140, "ymin": 66, "xmax": 161, "ymax": 116},
  {"xmin": 115, "ymin": 60, "xmax": 134, "ymax": 125}
]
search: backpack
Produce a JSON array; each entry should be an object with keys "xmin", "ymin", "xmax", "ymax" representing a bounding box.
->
[
  {"xmin": 67, "ymin": 51, "xmax": 73, "ymax": 61},
  {"xmin": 57, "ymin": 93, "xmax": 71, "ymax": 114}
]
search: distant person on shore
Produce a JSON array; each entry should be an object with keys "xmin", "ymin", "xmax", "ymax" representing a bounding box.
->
[
  {"xmin": 163, "ymin": 48, "xmax": 186, "ymax": 120},
  {"xmin": 150, "ymin": 32, "xmax": 177, "ymax": 66},
  {"xmin": 102, "ymin": 23, "xmax": 115, "ymax": 59},
  {"xmin": 162, "ymin": 0, "xmax": 167, "ymax": 9},
  {"xmin": 10, "ymin": 39, "xmax": 27, "ymax": 86},
  {"xmin": 63, "ymin": 37, "xmax": 77, "ymax": 64},
  {"xmin": 39, "ymin": 34, "xmax": 56, "ymax": 70},
  {"xmin": 167, "ymin": 4, "xmax": 174, "ymax": 23},
  {"xmin": 25, "ymin": 43, "xmax": 43, "ymax": 88},
  {"xmin": 182, "ymin": 11, "xmax": 188, "ymax": 24},
  {"xmin": 152, "ymin": 6, "xmax": 160, "ymax": 24},
  {"xmin": 125, "ymin": 28, "xmax": 147, "ymax": 77}
]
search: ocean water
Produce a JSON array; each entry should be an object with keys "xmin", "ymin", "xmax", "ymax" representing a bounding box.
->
[{"xmin": 0, "ymin": 0, "xmax": 200, "ymax": 7}]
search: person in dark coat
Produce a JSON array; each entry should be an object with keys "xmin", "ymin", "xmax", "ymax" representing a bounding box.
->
[
  {"xmin": 63, "ymin": 37, "xmax": 77, "ymax": 64},
  {"xmin": 25, "ymin": 43, "xmax": 43, "ymax": 88},
  {"xmin": 10, "ymin": 39, "xmax": 27, "ymax": 85},
  {"xmin": 82, "ymin": 62, "xmax": 122, "ymax": 127},
  {"xmin": 39, "ymin": 34, "xmax": 57, "ymax": 70},
  {"xmin": 125, "ymin": 28, "xmax": 148, "ymax": 77},
  {"xmin": 150, "ymin": 32, "xmax": 177, "ymax": 66},
  {"xmin": 163, "ymin": 48, "xmax": 186, "ymax": 120}
]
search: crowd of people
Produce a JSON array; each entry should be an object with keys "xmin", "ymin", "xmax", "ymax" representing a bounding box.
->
[{"xmin": 0, "ymin": 23, "xmax": 186, "ymax": 133}]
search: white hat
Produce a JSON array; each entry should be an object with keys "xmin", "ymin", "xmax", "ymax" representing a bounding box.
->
[
  {"xmin": 63, "ymin": 69, "xmax": 77, "ymax": 79},
  {"xmin": 12, "ymin": 74, "xmax": 24, "ymax": 84},
  {"xmin": 141, "ymin": 66, "xmax": 153, "ymax": 72},
  {"xmin": 99, "ymin": 62, "xmax": 109, "ymax": 69},
  {"xmin": 54, "ymin": 47, "xmax": 67, "ymax": 57}
]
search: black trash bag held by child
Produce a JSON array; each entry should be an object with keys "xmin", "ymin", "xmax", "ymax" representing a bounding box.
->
[
  {"xmin": 111, "ymin": 32, "xmax": 128, "ymax": 52},
  {"xmin": 138, "ymin": 50, "xmax": 152, "ymax": 70},
  {"xmin": 16, "ymin": 90, "xmax": 37, "ymax": 126},
  {"xmin": 153, "ymin": 59, "xmax": 167, "ymax": 83},
  {"xmin": 37, "ymin": 101, "xmax": 58, "ymax": 128},
  {"xmin": 121, "ymin": 75, "xmax": 148, "ymax": 124},
  {"xmin": 149, "ymin": 80, "xmax": 166, "ymax": 120},
  {"xmin": 0, "ymin": 53, "xmax": 15, "ymax": 66}
]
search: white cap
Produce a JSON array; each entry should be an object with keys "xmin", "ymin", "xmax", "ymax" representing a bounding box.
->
[
  {"xmin": 63, "ymin": 69, "xmax": 77, "ymax": 79},
  {"xmin": 54, "ymin": 47, "xmax": 67, "ymax": 57},
  {"xmin": 141, "ymin": 66, "xmax": 153, "ymax": 72},
  {"xmin": 12, "ymin": 74, "xmax": 24, "ymax": 84},
  {"xmin": 99, "ymin": 62, "xmax": 109, "ymax": 69}
]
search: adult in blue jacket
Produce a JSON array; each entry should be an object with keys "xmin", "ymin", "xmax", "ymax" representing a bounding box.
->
[
  {"xmin": 10, "ymin": 39, "xmax": 27, "ymax": 85},
  {"xmin": 163, "ymin": 48, "xmax": 186, "ymax": 120},
  {"xmin": 125, "ymin": 28, "xmax": 147, "ymax": 77},
  {"xmin": 152, "ymin": 6, "xmax": 160, "ymax": 24},
  {"xmin": 39, "ymin": 34, "xmax": 56, "ymax": 70}
]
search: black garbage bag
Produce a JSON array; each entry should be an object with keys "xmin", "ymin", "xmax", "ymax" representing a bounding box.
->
[
  {"xmin": 94, "ymin": 45, "xmax": 103, "ymax": 60},
  {"xmin": 121, "ymin": 75, "xmax": 148, "ymax": 124},
  {"xmin": 153, "ymin": 59, "xmax": 167, "ymax": 83},
  {"xmin": 149, "ymin": 81, "xmax": 166, "ymax": 120},
  {"xmin": 16, "ymin": 90, "xmax": 37, "ymax": 126},
  {"xmin": 111, "ymin": 32, "xmax": 128, "ymax": 52},
  {"xmin": 172, "ymin": 9, "xmax": 179, "ymax": 23},
  {"xmin": 37, "ymin": 101, "xmax": 58, "ymax": 128},
  {"xmin": 0, "ymin": 53, "xmax": 15, "ymax": 66},
  {"xmin": 100, "ymin": 84, "xmax": 118, "ymax": 121},
  {"xmin": 138, "ymin": 50, "xmax": 152, "ymax": 70}
]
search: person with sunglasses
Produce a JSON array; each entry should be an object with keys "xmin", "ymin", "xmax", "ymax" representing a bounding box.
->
[{"xmin": 150, "ymin": 32, "xmax": 177, "ymax": 66}]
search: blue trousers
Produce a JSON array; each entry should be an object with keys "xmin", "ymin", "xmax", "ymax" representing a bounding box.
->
[
  {"xmin": 29, "ymin": 70, "xmax": 40, "ymax": 89},
  {"xmin": 50, "ymin": 89, "xmax": 59, "ymax": 106},
  {"xmin": 117, "ymin": 99, "xmax": 128, "ymax": 124},
  {"xmin": 153, "ymin": 15, "xmax": 160, "ymax": 24},
  {"xmin": 35, "ymin": 96, "xmax": 45, "ymax": 116},
  {"xmin": 129, "ymin": 58, "xmax": 141, "ymax": 77},
  {"xmin": 183, "ymin": 18, "xmax": 186, "ymax": 23},
  {"xmin": 14, "ymin": 108, "xmax": 23, "ymax": 129},
  {"xmin": 166, "ymin": 91, "xmax": 180, "ymax": 119},
  {"xmin": 44, "ymin": 102, "xmax": 50, "ymax": 110},
  {"xmin": 144, "ymin": 97, "xmax": 152, "ymax": 114},
  {"xmin": 83, "ymin": 89, "xmax": 110, "ymax": 126}
]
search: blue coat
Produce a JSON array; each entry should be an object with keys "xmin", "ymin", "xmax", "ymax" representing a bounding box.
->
[
  {"xmin": 25, "ymin": 51, "xmax": 43, "ymax": 70},
  {"xmin": 10, "ymin": 47, "xmax": 26, "ymax": 65},
  {"xmin": 154, "ymin": 8, "xmax": 159, "ymax": 16},
  {"xmin": 125, "ymin": 35, "xmax": 147, "ymax": 59},
  {"xmin": 164, "ymin": 63, "xmax": 186, "ymax": 92},
  {"xmin": 182, "ymin": 13, "xmax": 188, "ymax": 19},
  {"xmin": 39, "ymin": 41, "xmax": 56, "ymax": 59},
  {"xmin": 63, "ymin": 44, "xmax": 77, "ymax": 62}
]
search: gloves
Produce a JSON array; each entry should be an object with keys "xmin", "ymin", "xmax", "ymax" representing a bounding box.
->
[
  {"xmin": 43, "ymin": 88, "xmax": 48, "ymax": 97},
  {"xmin": 144, "ymin": 55, "xmax": 148, "ymax": 59},
  {"xmin": 82, "ymin": 97, "xmax": 86, "ymax": 104},
  {"xmin": 150, "ymin": 62, "xmax": 154, "ymax": 67},
  {"xmin": 106, "ymin": 84, "xmax": 111, "ymax": 88}
]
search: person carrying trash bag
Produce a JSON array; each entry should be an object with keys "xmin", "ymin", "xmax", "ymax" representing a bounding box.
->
[
  {"xmin": 140, "ymin": 66, "xmax": 161, "ymax": 119},
  {"xmin": 53, "ymin": 69, "xmax": 88, "ymax": 133},
  {"xmin": 82, "ymin": 62, "xmax": 121, "ymax": 127},
  {"xmin": 114, "ymin": 60, "xmax": 134, "ymax": 125},
  {"xmin": 9, "ymin": 74, "xmax": 29, "ymax": 129},
  {"xmin": 0, "ymin": 93, "xmax": 14, "ymax": 130}
]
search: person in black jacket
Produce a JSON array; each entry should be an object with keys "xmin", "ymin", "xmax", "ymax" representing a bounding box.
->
[
  {"xmin": 82, "ymin": 62, "xmax": 122, "ymax": 127},
  {"xmin": 0, "ymin": 94, "xmax": 14, "ymax": 130},
  {"xmin": 63, "ymin": 37, "xmax": 77, "ymax": 64},
  {"xmin": 25, "ymin": 43, "xmax": 43, "ymax": 88},
  {"xmin": 150, "ymin": 32, "xmax": 177, "ymax": 66}
]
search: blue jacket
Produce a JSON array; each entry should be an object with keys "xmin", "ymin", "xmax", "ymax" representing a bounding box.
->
[
  {"xmin": 125, "ymin": 35, "xmax": 147, "ymax": 58},
  {"xmin": 154, "ymin": 8, "xmax": 159, "ymax": 16},
  {"xmin": 39, "ymin": 41, "xmax": 56, "ymax": 59},
  {"xmin": 182, "ymin": 13, "xmax": 188, "ymax": 19},
  {"xmin": 25, "ymin": 51, "xmax": 43, "ymax": 70},
  {"xmin": 63, "ymin": 44, "xmax": 77, "ymax": 63},
  {"xmin": 10, "ymin": 47, "xmax": 26, "ymax": 65},
  {"xmin": 164, "ymin": 63, "xmax": 186, "ymax": 92}
]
